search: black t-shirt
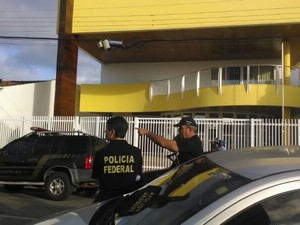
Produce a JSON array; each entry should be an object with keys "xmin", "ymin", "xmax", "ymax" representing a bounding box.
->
[
  {"xmin": 175, "ymin": 135, "xmax": 203, "ymax": 164},
  {"xmin": 92, "ymin": 140, "xmax": 143, "ymax": 194}
]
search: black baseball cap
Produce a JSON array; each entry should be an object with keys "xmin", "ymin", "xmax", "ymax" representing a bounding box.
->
[{"xmin": 174, "ymin": 117, "xmax": 197, "ymax": 128}]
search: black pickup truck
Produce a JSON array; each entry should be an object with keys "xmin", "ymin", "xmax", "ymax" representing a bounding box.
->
[{"xmin": 0, "ymin": 128, "xmax": 107, "ymax": 200}]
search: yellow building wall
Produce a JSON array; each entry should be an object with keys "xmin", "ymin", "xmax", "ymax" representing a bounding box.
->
[
  {"xmin": 80, "ymin": 83, "xmax": 150, "ymax": 112},
  {"xmin": 72, "ymin": 0, "xmax": 300, "ymax": 33},
  {"xmin": 80, "ymin": 83, "xmax": 300, "ymax": 113}
]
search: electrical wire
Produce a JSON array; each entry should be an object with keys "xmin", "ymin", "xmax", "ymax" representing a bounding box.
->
[
  {"xmin": 1, "ymin": 3, "xmax": 300, "ymax": 46},
  {"xmin": 1, "ymin": 4, "xmax": 300, "ymax": 32}
]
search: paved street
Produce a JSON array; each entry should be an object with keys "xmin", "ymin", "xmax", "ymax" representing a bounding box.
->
[{"xmin": 0, "ymin": 185, "xmax": 94, "ymax": 225}]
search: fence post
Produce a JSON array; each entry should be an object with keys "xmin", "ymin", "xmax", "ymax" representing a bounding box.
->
[
  {"xmin": 21, "ymin": 117, "xmax": 25, "ymax": 136},
  {"xmin": 95, "ymin": 117, "xmax": 100, "ymax": 137},
  {"xmin": 133, "ymin": 117, "xmax": 139, "ymax": 147},
  {"xmin": 47, "ymin": 117, "xmax": 52, "ymax": 130},
  {"xmin": 74, "ymin": 116, "xmax": 80, "ymax": 131},
  {"xmin": 250, "ymin": 118, "xmax": 255, "ymax": 147}
]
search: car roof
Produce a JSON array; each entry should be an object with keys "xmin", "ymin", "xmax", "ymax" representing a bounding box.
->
[{"xmin": 206, "ymin": 146, "xmax": 300, "ymax": 180}]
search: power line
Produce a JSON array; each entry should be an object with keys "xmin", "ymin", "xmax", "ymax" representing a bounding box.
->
[
  {"xmin": 0, "ymin": 36, "xmax": 58, "ymax": 41},
  {"xmin": 1, "ymin": 5, "xmax": 299, "ymax": 31},
  {"xmin": 0, "ymin": 4, "xmax": 299, "ymax": 45}
]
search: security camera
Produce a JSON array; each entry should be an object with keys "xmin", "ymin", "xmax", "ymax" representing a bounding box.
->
[
  {"xmin": 97, "ymin": 41, "xmax": 103, "ymax": 49},
  {"xmin": 97, "ymin": 39, "xmax": 124, "ymax": 51},
  {"xmin": 108, "ymin": 40, "xmax": 123, "ymax": 46},
  {"xmin": 102, "ymin": 39, "xmax": 110, "ymax": 50}
]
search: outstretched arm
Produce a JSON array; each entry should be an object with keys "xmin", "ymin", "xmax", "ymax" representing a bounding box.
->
[{"xmin": 136, "ymin": 128, "xmax": 179, "ymax": 152}]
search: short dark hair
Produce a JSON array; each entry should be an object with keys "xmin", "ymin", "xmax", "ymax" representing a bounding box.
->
[{"xmin": 106, "ymin": 116, "xmax": 128, "ymax": 138}]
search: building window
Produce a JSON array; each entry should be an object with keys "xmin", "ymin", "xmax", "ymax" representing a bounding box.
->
[
  {"xmin": 227, "ymin": 67, "xmax": 241, "ymax": 84},
  {"xmin": 260, "ymin": 66, "xmax": 275, "ymax": 83},
  {"xmin": 223, "ymin": 113, "xmax": 234, "ymax": 118},
  {"xmin": 195, "ymin": 113, "xmax": 205, "ymax": 118},
  {"xmin": 237, "ymin": 114, "xmax": 247, "ymax": 119},
  {"xmin": 209, "ymin": 113, "xmax": 219, "ymax": 118},
  {"xmin": 211, "ymin": 67, "xmax": 225, "ymax": 85},
  {"xmin": 242, "ymin": 66, "xmax": 275, "ymax": 84}
]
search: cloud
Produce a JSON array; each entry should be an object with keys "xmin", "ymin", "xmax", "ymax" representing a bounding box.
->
[
  {"xmin": 0, "ymin": 47, "xmax": 54, "ymax": 81},
  {"xmin": 0, "ymin": 42, "xmax": 57, "ymax": 80},
  {"xmin": 0, "ymin": 0, "xmax": 100, "ymax": 84},
  {"xmin": 0, "ymin": 0, "xmax": 57, "ymax": 81},
  {"xmin": 12, "ymin": 44, "xmax": 57, "ymax": 68},
  {"xmin": 0, "ymin": 0, "xmax": 56, "ymax": 10}
]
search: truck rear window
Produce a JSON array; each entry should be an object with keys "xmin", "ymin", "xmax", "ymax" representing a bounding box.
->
[{"xmin": 64, "ymin": 137, "xmax": 88, "ymax": 154}]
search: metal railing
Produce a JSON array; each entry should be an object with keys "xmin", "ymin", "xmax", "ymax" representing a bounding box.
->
[
  {"xmin": 149, "ymin": 65, "xmax": 300, "ymax": 99},
  {"xmin": 0, "ymin": 116, "xmax": 299, "ymax": 171}
]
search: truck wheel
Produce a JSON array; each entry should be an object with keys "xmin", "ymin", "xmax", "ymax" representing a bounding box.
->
[{"xmin": 45, "ymin": 172, "xmax": 73, "ymax": 201}]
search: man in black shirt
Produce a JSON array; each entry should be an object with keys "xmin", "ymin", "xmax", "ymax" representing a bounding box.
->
[
  {"xmin": 92, "ymin": 116, "xmax": 143, "ymax": 202},
  {"xmin": 136, "ymin": 117, "xmax": 203, "ymax": 167}
]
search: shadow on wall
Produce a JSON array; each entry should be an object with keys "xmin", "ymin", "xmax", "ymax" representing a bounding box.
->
[
  {"xmin": 0, "ymin": 122, "xmax": 21, "ymax": 148},
  {"xmin": 33, "ymin": 81, "xmax": 52, "ymax": 116}
]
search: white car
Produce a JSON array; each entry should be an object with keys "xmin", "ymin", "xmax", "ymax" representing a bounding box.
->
[{"xmin": 31, "ymin": 146, "xmax": 300, "ymax": 225}]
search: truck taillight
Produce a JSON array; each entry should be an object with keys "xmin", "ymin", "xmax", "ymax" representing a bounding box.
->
[{"xmin": 85, "ymin": 155, "xmax": 93, "ymax": 169}]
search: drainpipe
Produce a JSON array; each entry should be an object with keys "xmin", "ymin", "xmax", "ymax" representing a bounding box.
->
[{"xmin": 281, "ymin": 42, "xmax": 285, "ymax": 145}]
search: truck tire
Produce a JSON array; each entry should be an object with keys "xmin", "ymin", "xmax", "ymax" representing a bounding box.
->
[{"xmin": 45, "ymin": 172, "xmax": 74, "ymax": 201}]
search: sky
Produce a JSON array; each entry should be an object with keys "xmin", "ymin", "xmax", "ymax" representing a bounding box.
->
[{"xmin": 0, "ymin": 0, "xmax": 101, "ymax": 84}]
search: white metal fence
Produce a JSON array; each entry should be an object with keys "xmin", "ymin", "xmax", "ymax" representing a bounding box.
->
[{"xmin": 0, "ymin": 116, "xmax": 299, "ymax": 171}]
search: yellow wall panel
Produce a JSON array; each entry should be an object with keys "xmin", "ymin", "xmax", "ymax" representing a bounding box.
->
[
  {"xmin": 80, "ymin": 82, "xmax": 150, "ymax": 112},
  {"xmin": 73, "ymin": 0, "xmax": 300, "ymax": 33},
  {"xmin": 80, "ymin": 82, "xmax": 300, "ymax": 113}
]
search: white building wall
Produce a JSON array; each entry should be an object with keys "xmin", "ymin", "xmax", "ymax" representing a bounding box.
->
[
  {"xmin": 100, "ymin": 59, "xmax": 281, "ymax": 84},
  {"xmin": 0, "ymin": 80, "xmax": 56, "ymax": 117}
]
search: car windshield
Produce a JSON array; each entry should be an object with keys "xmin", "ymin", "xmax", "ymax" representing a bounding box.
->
[{"xmin": 92, "ymin": 155, "xmax": 251, "ymax": 225}]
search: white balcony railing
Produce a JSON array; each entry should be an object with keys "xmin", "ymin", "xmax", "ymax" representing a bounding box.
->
[{"xmin": 149, "ymin": 65, "xmax": 300, "ymax": 100}]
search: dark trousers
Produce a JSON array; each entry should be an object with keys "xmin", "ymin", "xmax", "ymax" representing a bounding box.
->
[
  {"xmin": 93, "ymin": 189, "xmax": 121, "ymax": 203},
  {"xmin": 93, "ymin": 182, "xmax": 142, "ymax": 203}
]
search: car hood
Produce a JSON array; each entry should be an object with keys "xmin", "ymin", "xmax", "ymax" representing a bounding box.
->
[
  {"xmin": 29, "ymin": 203, "xmax": 101, "ymax": 225},
  {"xmin": 207, "ymin": 146, "xmax": 300, "ymax": 180}
]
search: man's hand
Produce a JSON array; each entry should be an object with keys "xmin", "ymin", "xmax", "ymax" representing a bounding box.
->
[
  {"xmin": 135, "ymin": 128, "xmax": 179, "ymax": 152},
  {"xmin": 135, "ymin": 128, "xmax": 149, "ymax": 135}
]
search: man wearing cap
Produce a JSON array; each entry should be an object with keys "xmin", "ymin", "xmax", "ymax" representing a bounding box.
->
[{"xmin": 136, "ymin": 117, "xmax": 203, "ymax": 166}]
